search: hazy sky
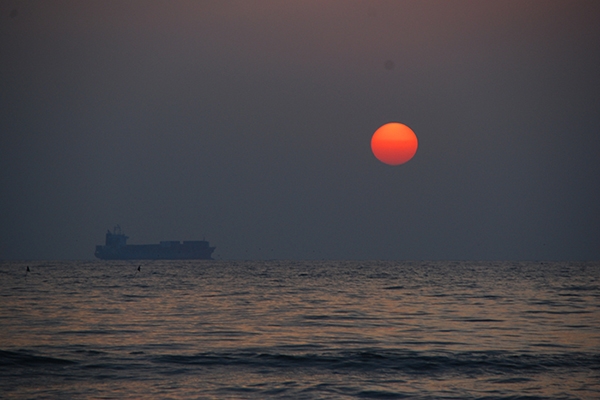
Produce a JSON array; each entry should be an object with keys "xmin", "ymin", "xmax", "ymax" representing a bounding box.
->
[{"xmin": 1, "ymin": 0, "xmax": 599, "ymax": 260}]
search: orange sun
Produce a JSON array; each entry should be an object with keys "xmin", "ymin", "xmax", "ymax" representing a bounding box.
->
[{"xmin": 371, "ymin": 122, "xmax": 418, "ymax": 165}]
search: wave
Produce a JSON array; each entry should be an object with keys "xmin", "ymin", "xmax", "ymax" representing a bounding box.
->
[
  {"xmin": 4, "ymin": 348, "xmax": 597, "ymax": 376},
  {"xmin": 151, "ymin": 349, "xmax": 600, "ymax": 375},
  {"xmin": 0, "ymin": 350, "xmax": 76, "ymax": 367},
  {"xmin": 2, "ymin": 348, "xmax": 598, "ymax": 399}
]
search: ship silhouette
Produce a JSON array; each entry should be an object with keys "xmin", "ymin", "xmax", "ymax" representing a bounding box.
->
[{"xmin": 95, "ymin": 225, "xmax": 215, "ymax": 260}]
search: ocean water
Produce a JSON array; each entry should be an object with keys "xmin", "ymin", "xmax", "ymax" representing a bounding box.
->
[{"xmin": 0, "ymin": 260, "xmax": 598, "ymax": 399}]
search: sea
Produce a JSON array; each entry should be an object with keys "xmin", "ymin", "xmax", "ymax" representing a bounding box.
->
[{"xmin": 1, "ymin": 260, "xmax": 598, "ymax": 399}]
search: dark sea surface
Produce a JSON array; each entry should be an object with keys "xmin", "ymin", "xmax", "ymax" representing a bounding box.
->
[{"xmin": 1, "ymin": 260, "xmax": 599, "ymax": 399}]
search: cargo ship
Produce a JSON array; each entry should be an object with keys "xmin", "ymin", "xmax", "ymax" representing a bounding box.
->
[{"xmin": 95, "ymin": 226, "xmax": 215, "ymax": 260}]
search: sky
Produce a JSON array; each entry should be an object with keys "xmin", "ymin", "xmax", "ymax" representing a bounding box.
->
[{"xmin": 1, "ymin": 0, "xmax": 599, "ymax": 260}]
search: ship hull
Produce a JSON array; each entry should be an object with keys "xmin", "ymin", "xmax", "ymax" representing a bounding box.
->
[{"xmin": 95, "ymin": 230, "xmax": 216, "ymax": 260}]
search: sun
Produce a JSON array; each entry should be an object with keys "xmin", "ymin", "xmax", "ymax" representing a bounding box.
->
[{"xmin": 371, "ymin": 122, "xmax": 418, "ymax": 165}]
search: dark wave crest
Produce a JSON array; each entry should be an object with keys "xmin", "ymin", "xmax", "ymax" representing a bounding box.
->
[
  {"xmin": 0, "ymin": 350, "xmax": 76, "ymax": 367},
  {"xmin": 152, "ymin": 349, "xmax": 600, "ymax": 375}
]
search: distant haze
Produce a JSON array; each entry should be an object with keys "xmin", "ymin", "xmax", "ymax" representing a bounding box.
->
[{"xmin": 1, "ymin": 1, "xmax": 599, "ymax": 260}]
